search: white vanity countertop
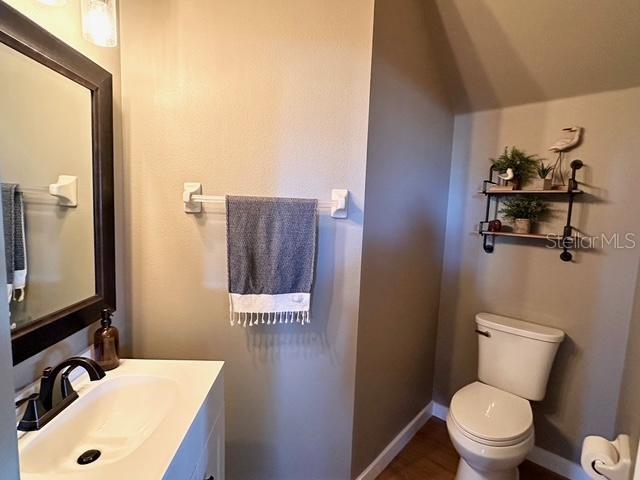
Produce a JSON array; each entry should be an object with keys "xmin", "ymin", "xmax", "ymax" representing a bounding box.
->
[{"xmin": 17, "ymin": 358, "xmax": 224, "ymax": 480}]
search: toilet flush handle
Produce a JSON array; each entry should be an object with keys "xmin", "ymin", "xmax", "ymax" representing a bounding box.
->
[{"xmin": 475, "ymin": 329, "xmax": 491, "ymax": 338}]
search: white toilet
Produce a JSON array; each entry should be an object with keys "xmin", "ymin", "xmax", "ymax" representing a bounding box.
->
[{"xmin": 446, "ymin": 312, "xmax": 565, "ymax": 480}]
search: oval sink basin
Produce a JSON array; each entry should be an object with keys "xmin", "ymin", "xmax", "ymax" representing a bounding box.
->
[{"xmin": 18, "ymin": 359, "xmax": 224, "ymax": 480}]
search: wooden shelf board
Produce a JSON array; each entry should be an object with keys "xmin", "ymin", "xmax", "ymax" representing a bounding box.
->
[
  {"xmin": 480, "ymin": 231, "xmax": 563, "ymax": 240},
  {"xmin": 481, "ymin": 189, "xmax": 582, "ymax": 195}
]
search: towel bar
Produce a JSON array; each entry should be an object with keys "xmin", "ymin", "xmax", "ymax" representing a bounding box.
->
[
  {"xmin": 183, "ymin": 183, "xmax": 349, "ymax": 219},
  {"xmin": 16, "ymin": 175, "xmax": 78, "ymax": 207}
]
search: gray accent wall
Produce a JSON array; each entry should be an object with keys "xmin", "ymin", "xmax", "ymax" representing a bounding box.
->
[
  {"xmin": 435, "ymin": 86, "xmax": 640, "ymax": 463},
  {"xmin": 351, "ymin": 0, "xmax": 453, "ymax": 476}
]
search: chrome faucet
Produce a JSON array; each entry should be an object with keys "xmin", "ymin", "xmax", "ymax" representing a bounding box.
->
[{"xmin": 16, "ymin": 357, "xmax": 105, "ymax": 432}]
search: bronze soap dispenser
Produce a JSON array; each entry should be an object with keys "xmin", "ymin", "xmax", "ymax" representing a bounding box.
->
[{"xmin": 93, "ymin": 309, "xmax": 120, "ymax": 371}]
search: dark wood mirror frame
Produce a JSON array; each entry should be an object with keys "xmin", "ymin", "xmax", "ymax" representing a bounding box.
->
[{"xmin": 0, "ymin": 3, "xmax": 116, "ymax": 365}]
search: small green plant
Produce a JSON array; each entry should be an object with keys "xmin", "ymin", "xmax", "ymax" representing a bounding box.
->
[
  {"xmin": 499, "ymin": 196, "xmax": 549, "ymax": 221},
  {"xmin": 536, "ymin": 162, "xmax": 554, "ymax": 179},
  {"xmin": 491, "ymin": 146, "xmax": 540, "ymax": 187}
]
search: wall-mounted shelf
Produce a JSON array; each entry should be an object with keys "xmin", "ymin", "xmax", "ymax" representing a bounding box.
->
[
  {"xmin": 480, "ymin": 232, "xmax": 563, "ymax": 240},
  {"xmin": 479, "ymin": 159, "xmax": 583, "ymax": 262},
  {"xmin": 480, "ymin": 189, "xmax": 583, "ymax": 195}
]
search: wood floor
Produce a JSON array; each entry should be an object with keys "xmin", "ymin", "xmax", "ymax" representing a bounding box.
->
[{"xmin": 377, "ymin": 418, "xmax": 567, "ymax": 480}]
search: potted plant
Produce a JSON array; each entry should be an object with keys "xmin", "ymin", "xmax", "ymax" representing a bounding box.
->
[
  {"xmin": 499, "ymin": 196, "xmax": 549, "ymax": 234},
  {"xmin": 490, "ymin": 146, "xmax": 539, "ymax": 190},
  {"xmin": 531, "ymin": 162, "xmax": 554, "ymax": 190}
]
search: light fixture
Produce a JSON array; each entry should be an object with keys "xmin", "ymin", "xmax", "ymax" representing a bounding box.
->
[
  {"xmin": 81, "ymin": 0, "xmax": 118, "ymax": 48},
  {"xmin": 37, "ymin": 0, "xmax": 67, "ymax": 5}
]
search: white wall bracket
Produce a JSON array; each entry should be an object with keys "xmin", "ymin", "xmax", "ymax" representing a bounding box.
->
[
  {"xmin": 331, "ymin": 189, "xmax": 349, "ymax": 219},
  {"xmin": 183, "ymin": 182, "xmax": 203, "ymax": 213},
  {"xmin": 49, "ymin": 175, "xmax": 78, "ymax": 207}
]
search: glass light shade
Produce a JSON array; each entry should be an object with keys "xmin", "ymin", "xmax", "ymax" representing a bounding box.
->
[
  {"xmin": 81, "ymin": 0, "xmax": 118, "ymax": 48},
  {"xmin": 38, "ymin": 0, "xmax": 67, "ymax": 5}
]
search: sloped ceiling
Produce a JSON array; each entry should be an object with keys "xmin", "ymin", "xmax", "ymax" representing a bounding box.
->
[{"xmin": 425, "ymin": 0, "xmax": 640, "ymax": 113}]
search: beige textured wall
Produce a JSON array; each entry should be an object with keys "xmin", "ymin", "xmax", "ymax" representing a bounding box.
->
[
  {"xmin": 4, "ymin": 0, "xmax": 128, "ymax": 389},
  {"xmin": 119, "ymin": 1, "xmax": 374, "ymax": 478},
  {"xmin": 435, "ymin": 86, "xmax": 640, "ymax": 462},
  {"xmin": 0, "ymin": 42, "xmax": 95, "ymax": 328},
  {"xmin": 351, "ymin": 0, "xmax": 453, "ymax": 476}
]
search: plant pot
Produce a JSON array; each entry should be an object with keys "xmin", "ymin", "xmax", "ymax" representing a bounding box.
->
[
  {"xmin": 514, "ymin": 218, "xmax": 532, "ymax": 234},
  {"xmin": 530, "ymin": 178, "xmax": 553, "ymax": 190}
]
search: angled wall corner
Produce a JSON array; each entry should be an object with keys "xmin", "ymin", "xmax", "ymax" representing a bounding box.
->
[{"xmin": 350, "ymin": 0, "xmax": 455, "ymax": 476}]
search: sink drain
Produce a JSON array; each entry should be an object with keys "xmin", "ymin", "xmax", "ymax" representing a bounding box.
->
[{"xmin": 77, "ymin": 449, "xmax": 101, "ymax": 465}]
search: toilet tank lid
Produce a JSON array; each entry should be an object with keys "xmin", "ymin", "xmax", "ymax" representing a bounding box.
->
[{"xmin": 475, "ymin": 313, "xmax": 565, "ymax": 343}]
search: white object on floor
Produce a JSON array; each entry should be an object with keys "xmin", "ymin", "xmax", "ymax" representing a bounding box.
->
[
  {"xmin": 581, "ymin": 435, "xmax": 632, "ymax": 480},
  {"xmin": 435, "ymin": 401, "xmax": 590, "ymax": 480},
  {"xmin": 446, "ymin": 312, "xmax": 565, "ymax": 480}
]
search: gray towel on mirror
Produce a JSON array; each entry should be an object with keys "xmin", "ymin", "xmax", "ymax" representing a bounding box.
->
[
  {"xmin": 226, "ymin": 195, "xmax": 318, "ymax": 327},
  {"xmin": 1, "ymin": 183, "xmax": 27, "ymax": 303}
]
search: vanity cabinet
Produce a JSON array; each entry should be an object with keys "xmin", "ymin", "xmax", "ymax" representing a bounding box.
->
[
  {"xmin": 190, "ymin": 410, "xmax": 225, "ymax": 480},
  {"xmin": 164, "ymin": 371, "xmax": 225, "ymax": 480}
]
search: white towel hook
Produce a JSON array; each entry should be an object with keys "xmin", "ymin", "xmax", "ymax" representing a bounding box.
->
[
  {"xmin": 330, "ymin": 189, "xmax": 349, "ymax": 219},
  {"xmin": 183, "ymin": 182, "xmax": 203, "ymax": 213},
  {"xmin": 49, "ymin": 175, "xmax": 78, "ymax": 207}
]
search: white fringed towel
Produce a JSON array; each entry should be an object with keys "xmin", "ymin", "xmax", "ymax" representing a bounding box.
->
[{"xmin": 226, "ymin": 196, "xmax": 318, "ymax": 327}]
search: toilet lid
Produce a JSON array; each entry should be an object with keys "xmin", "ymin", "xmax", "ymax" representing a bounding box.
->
[{"xmin": 450, "ymin": 382, "xmax": 533, "ymax": 445}]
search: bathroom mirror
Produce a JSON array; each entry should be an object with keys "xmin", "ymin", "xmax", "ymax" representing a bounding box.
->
[{"xmin": 0, "ymin": 3, "xmax": 115, "ymax": 364}]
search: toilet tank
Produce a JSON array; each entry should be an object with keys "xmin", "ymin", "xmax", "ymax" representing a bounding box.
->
[{"xmin": 476, "ymin": 313, "xmax": 565, "ymax": 401}]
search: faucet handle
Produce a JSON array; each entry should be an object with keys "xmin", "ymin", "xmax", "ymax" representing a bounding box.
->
[
  {"xmin": 38, "ymin": 367, "xmax": 55, "ymax": 409},
  {"xmin": 40, "ymin": 367, "xmax": 52, "ymax": 385},
  {"xmin": 17, "ymin": 394, "xmax": 47, "ymax": 431},
  {"xmin": 15, "ymin": 392, "xmax": 38, "ymax": 409}
]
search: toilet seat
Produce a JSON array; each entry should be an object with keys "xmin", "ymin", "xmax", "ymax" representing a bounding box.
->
[{"xmin": 450, "ymin": 382, "xmax": 533, "ymax": 447}]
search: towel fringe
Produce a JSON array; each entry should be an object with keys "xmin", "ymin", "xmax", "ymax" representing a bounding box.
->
[{"xmin": 229, "ymin": 310, "xmax": 310, "ymax": 326}]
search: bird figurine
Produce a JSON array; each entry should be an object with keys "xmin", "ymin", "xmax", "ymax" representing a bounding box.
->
[
  {"xmin": 497, "ymin": 168, "xmax": 514, "ymax": 182},
  {"xmin": 549, "ymin": 126, "xmax": 583, "ymax": 185}
]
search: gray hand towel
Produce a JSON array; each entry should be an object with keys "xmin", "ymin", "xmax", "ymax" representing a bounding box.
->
[
  {"xmin": 226, "ymin": 195, "xmax": 318, "ymax": 327},
  {"xmin": 1, "ymin": 183, "xmax": 27, "ymax": 303}
]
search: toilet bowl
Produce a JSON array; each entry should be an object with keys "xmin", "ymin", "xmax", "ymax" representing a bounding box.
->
[
  {"xmin": 446, "ymin": 313, "xmax": 564, "ymax": 480},
  {"xmin": 447, "ymin": 382, "xmax": 534, "ymax": 480}
]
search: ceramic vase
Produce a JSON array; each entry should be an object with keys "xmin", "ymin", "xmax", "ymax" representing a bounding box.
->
[{"xmin": 514, "ymin": 218, "xmax": 532, "ymax": 234}]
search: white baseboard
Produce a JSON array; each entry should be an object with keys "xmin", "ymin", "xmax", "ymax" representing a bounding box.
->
[
  {"xmin": 528, "ymin": 446, "xmax": 590, "ymax": 480},
  {"xmin": 379, "ymin": 402, "xmax": 588, "ymax": 480},
  {"xmin": 355, "ymin": 402, "xmax": 433, "ymax": 480},
  {"xmin": 432, "ymin": 401, "xmax": 449, "ymax": 421}
]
